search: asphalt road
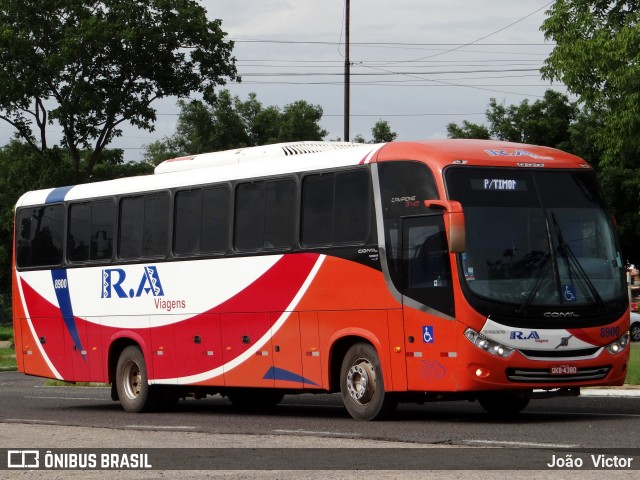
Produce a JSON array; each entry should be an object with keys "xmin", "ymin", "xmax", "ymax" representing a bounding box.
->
[
  {"xmin": 0, "ymin": 372, "xmax": 640, "ymax": 480},
  {"xmin": 1, "ymin": 371, "xmax": 639, "ymax": 449}
]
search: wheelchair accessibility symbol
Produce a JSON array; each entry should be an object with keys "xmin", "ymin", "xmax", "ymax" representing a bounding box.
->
[
  {"xmin": 422, "ymin": 326, "xmax": 434, "ymax": 343},
  {"xmin": 563, "ymin": 284, "xmax": 577, "ymax": 302}
]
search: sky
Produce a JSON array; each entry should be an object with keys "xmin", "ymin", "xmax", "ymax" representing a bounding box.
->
[{"xmin": 2, "ymin": 0, "xmax": 568, "ymax": 162}]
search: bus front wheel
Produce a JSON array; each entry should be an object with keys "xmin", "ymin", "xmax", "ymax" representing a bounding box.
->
[
  {"xmin": 116, "ymin": 346, "xmax": 151, "ymax": 413},
  {"xmin": 340, "ymin": 343, "xmax": 396, "ymax": 421}
]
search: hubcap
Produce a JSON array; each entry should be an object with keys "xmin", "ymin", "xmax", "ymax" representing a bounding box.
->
[
  {"xmin": 122, "ymin": 360, "xmax": 141, "ymax": 400},
  {"xmin": 346, "ymin": 359, "xmax": 376, "ymax": 404}
]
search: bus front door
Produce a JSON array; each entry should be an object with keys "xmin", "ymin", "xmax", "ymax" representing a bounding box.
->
[{"xmin": 401, "ymin": 214, "xmax": 456, "ymax": 391}]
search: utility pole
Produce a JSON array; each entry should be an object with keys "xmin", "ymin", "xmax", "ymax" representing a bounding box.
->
[{"xmin": 344, "ymin": 0, "xmax": 350, "ymax": 142}]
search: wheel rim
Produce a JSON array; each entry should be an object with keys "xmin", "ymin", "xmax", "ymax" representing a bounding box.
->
[
  {"xmin": 122, "ymin": 360, "xmax": 142, "ymax": 400},
  {"xmin": 346, "ymin": 358, "xmax": 376, "ymax": 405},
  {"xmin": 631, "ymin": 325, "xmax": 640, "ymax": 341}
]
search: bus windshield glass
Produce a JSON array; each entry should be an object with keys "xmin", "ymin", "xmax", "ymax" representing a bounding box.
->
[{"xmin": 445, "ymin": 167, "xmax": 626, "ymax": 308}]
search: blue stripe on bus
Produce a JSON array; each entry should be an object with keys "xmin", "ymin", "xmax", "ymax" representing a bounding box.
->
[
  {"xmin": 51, "ymin": 269, "xmax": 86, "ymax": 361},
  {"xmin": 45, "ymin": 185, "xmax": 74, "ymax": 204},
  {"xmin": 263, "ymin": 366, "xmax": 318, "ymax": 386}
]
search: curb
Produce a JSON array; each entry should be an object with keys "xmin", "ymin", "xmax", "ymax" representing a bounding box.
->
[{"xmin": 581, "ymin": 388, "xmax": 640, "ymax": 397}]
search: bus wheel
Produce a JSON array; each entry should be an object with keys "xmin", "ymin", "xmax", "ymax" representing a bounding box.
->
[
  {"xmin": 116, "ymin": 346, "xmax": 151, "ymax": 413},
  {"xmin": 340, "ymin": 343, "xmax": 396, "ymax": 421},
  {"xmin": 630, "ymin": 322, "xmax": 640, "ymax": 342},
  {"xmin": 478, "ymin": 392, "xmax": 530, "ymax": 416}
]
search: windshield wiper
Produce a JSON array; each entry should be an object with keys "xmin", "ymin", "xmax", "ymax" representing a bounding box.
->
[
  {"xmin": 551, "ymin": 213, "xmax": 604, "ymax": 309},
  {"xmin": 515, "ymin": 251, "xmax": 551, "ymax": 314}
]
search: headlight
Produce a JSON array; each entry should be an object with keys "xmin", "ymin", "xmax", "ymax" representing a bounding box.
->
[
  {"xmin": 464, "ymin": 328, "xmax": 514, "ymax": 358},
  {"xmin": 605, "ymin": 331, "xmax": 630, "ymax": 355}
]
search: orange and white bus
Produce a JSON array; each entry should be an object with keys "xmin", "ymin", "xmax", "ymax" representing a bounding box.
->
[{"xmin": 12, "ymin": 139, "xmax": 630, "ymax": 420}]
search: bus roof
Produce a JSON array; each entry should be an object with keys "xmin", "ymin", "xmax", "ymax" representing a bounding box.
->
[{"xmin": 16, "ymin": 139, "xmax": 589, "ymax": 207}]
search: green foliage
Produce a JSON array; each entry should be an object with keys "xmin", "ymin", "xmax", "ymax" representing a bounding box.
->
[
  {"xmin": 371, "ymin": 120, "xmax": 398, "ymax": 143},
  {"xmin": 626, "ymin": 344, "xmax": 640, "ymax": 385},
  {"xmin": 447, "ymin": 90, "xmax": 577, "ymax": 150},
  {"xmin": 0, "ymin": 0, "xmax": 237, "ymax": 180},
  {"xmin": 447, "ymin": 120, "xmax": 491, "ymax": 140},
  {"xmin": 144, "ymin": 91, "xmax": 329, "ymax": 165},
  {"xmin": 351, "ymin": 120, "xmax": 398, "ymax": 144},
  {"xmin": 541, "ymin": 0, "xmax": 640, "ymax": 164}
]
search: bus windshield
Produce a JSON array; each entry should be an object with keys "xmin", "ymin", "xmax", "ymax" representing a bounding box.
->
[{"xmin": 446, "ymin": 167, "xmax": 626, "ymax": 308}]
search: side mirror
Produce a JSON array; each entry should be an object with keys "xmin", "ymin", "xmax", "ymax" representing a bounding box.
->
[{"xmin": 423, "ymin": 200, "xmax": 466, "ymax": 253}]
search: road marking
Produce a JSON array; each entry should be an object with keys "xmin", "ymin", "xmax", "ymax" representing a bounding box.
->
[
  {"xmin": 273, "ymin": 429, "xmax": 361, "ymax": 437},
  {"xmin": 464, "ymin": 439, "xmax": 578, "ymax": 448},
  {"xmin": 530, "ymin": 410, "xmax": 640, "ymax": 418},
  {"xmin": 26, "ymin": 395, "xmax": 110, "ymax": 401},
  {"xmin": 125, "ymin": 425, "xmax": 198, "ymax": 430},
  {"xmin": 5, "ymin": 419, "xmax": 60, "ymax": 424}
]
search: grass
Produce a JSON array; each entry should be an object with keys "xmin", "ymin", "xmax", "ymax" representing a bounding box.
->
[
  {"xmin": 0, "ymin": 324, "xmax": 13, "ymax": 341},
  {"xmin": 0, "ymin": 323, "xmax": 14, "ymax": 371},
  {"xmin": 625, "ymin": 343, "xmax": 640, "ymax": 385}
]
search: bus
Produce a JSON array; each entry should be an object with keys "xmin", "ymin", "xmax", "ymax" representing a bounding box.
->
[{"xmin": 12, "ymin": 139, "xmax": 630, "ymax": 420}]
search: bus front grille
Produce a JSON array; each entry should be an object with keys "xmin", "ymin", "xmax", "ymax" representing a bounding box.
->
[{"xmin": 506, "ymin": 366, "xmax": 611, "ymax": 383}]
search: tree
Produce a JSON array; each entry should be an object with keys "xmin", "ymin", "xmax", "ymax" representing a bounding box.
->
[
  {"xmin": 447, "ymin": 90, "xmax": 577, "ymax": 150},
  {"xmin": 371, "ymin": 120, "xmax": 398, "ymax": 143},
  {"xmin": 352, "ymin": 120, "xmax": 398, "ymax": 144},
  {"xmin": 446, "ymin": 120, "xmax": 490, "ymax": 140},
  {"xmin": 144, "ymin": 91, "xmax": 328, "ymax": 165},
  {"xmin": 541, "ymin": 1, "xmax": 640, "ymax": 163},
  {"xmin": 0, "ymin": 0, "xmax": 237, "ymax": 180},
  {"xmin": 278, "ymin": 100, "xmax": 328, "ymax": 142}
]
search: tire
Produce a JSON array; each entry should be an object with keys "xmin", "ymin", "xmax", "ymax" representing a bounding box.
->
[
  {"xmin": 630, "ymin": 322, "xmax": 640, "ymax": 342},
  {"xmin": 340, "ymin": 343, "xmax": 397, "ymax": 421},
  {"xmin": 478, "ymin": 392, "xmax": 530, "ymax": 416},
  {"xmin": 227, "ymin": 389, "xmax": 284, "ymax": 411},
  {"xmin": 115, "ymin": 346, "xmax": 152, "ymax": 413}
]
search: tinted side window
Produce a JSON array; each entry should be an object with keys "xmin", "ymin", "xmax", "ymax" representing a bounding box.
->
[
  {"xmin": 301, "ymin": 175, "xmax": 333, "ymax": 245},
  {"xmin": 175, "ymin": 186, "xmax": 229, "ymax": 255},
  {"xmin": 235, "ymin": 182, "xmax": 265, "ymax": 251},
  {"xmin": 265, "ymin": 179, "xmax": 295, "ymax": 248},
  {"xmin": 201, "ymin": 186, "xmax": 230, "ymax": 253},
  {"xmin": 174, "ymin": 189, "xmax": 201, "ymax": 255},
  {"xmin": 142, "ymin": 193, "xmax": 169, "ymax": 257},
  {"xmin": 119, "ymin": 196, "xmax": 144, "ymax": 259},
  {"xmin": 403, "ymin": 215, "xmax": 454, "ymax": 316},
  {"xmin": 90, "ymin": 201, "xmax": 115, "ymax": 261},
  {"xmin": 16, "ymin": 205, "xmax": 64, "ymax": 268},
  {"xmin": 301, "ymin": 169, "xmax": 371, "ymax": 246},
  {"xmin": 334, "ymin": 170, "xmax": 370, "ymax": 243},
  {"xmin": 119, "ymin": 193, "xmax": 169, "ymax": 260},
  {"xmin": 68, "ymin": 200, "xmax": 115, "ymax": 263},
  {"xmin": 378, "ymin": 161, "xmax": 439, "ymax": 289},
  {"xmin": 235, "ymin": 179, "xmax": 295, "ymax": 251}
]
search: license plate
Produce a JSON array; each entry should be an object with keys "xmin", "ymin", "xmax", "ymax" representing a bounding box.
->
[{"xmin": 550, "ymin": 365, "xmax": 578, "ymax": 375}]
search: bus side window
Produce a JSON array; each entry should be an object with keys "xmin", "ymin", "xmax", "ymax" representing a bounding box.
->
[
  {"xmin": 16, "ymin": 205, "xmax": 64, "ymax": 268},
  {"xmin": 119, "ymin": 193, "xmax": 169, "ymax": 260},
  {"xmin": 301, "ymin": 168, "xmax": 371, "ymax": 247},
  {"xmin": 235, "ymin": 178, "xmax": 295, "ymax": 252},
  {"xmin": 402, "ymin": 215, "xmax": 454, "ymax": 316},
  {"xmin": 69, "ymin": 200, "xmax": 114, "ymax": 263}
]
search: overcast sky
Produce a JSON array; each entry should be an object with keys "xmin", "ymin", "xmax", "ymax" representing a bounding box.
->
[{"xmin": 4, "ymin": 1, "xmax": 567, "ymax": 162}]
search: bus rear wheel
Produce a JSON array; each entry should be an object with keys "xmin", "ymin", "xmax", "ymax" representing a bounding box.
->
[
  {"xmin": 340, "ymin": 343, "xmax": 396, "ymax": 421},
  {"xmin": 116, "ymin": 346, "xmax": 152, "ymax": 413}
]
